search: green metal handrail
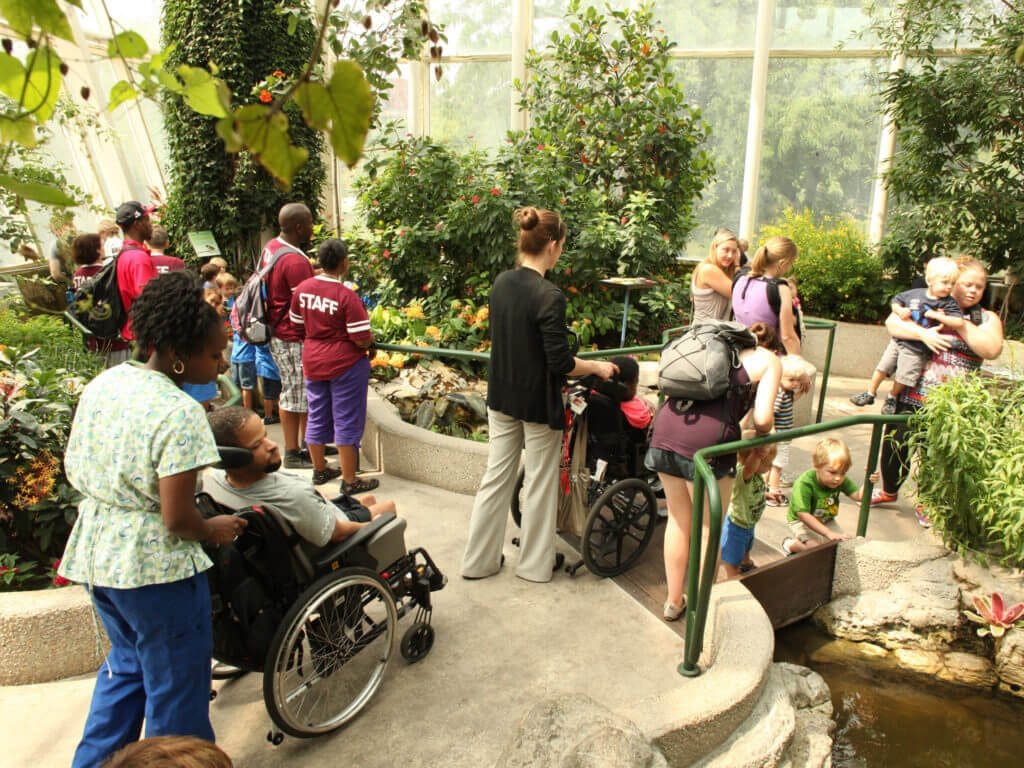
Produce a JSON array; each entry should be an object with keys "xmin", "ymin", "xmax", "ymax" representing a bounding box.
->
[
  {"xmin": 677, "ymin": 413, "xmax": 909, "ymax": 678},
  {"xmin": 804, "ymin": 318, "xmax": 838, "ymax": 423}
]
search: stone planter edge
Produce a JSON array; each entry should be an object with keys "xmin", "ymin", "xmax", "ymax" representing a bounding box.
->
[{"xmin": 0, "ymin": 584, "xmax": 108, "ymax": 685}]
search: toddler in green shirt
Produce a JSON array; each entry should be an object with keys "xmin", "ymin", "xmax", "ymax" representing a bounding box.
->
[
  {"xmin": 721, "ymin": 440, "xmax": 777, "ymax": 579},
  {"xmin": 783, "ymin": 437, "xmax": 876, "ymax": 554}
]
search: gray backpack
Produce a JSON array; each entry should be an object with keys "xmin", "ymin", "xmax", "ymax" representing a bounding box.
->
[{"xmin": 658, "ymin": 321, "xmax": 757, "ymax": 401}]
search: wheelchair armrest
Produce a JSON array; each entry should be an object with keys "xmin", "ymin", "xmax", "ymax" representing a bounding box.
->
[{"xmin": 314, "ymin": 512, "xmax": 397, "ymax": 571}]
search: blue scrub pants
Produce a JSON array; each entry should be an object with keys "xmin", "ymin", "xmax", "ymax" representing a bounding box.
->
[{"xmin": 71, "ymin": 572, "xmax": 215, "ymax": 768}]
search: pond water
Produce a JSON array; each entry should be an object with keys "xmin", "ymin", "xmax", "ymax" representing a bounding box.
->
[{"xmin": 774, "ymin": 621, "xmax": 1024, "ymax": 767}]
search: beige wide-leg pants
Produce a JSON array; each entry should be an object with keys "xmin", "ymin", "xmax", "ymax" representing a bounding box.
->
[{"xmin": 461, "ymin": 409, "xmax": 562, "ymax": 582}]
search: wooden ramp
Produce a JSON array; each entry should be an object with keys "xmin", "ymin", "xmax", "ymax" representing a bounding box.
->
[{"xmin": 739, "ymin": 542, "xmax": 838, "ymax": 628}]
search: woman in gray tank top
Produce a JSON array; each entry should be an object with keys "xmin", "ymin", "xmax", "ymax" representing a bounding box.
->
[{"xmin": 691, "ymin": 228, "xmax": 741, "ymax": 322}]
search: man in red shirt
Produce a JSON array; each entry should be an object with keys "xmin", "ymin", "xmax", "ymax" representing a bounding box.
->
[
  {"xmin": 289, "ymin": 239, "xmax": 376, "ymax": 491},
  {"xmin": 262, "ymin": 203, "xmax": 316, "ymax": 468},
  {"xmin": 148, "ymin": 226, "xmax": 185, "ymax": 274},
  {"xmin": 111, "ymin": 201, "xmax": 158, "ymax": 366}
]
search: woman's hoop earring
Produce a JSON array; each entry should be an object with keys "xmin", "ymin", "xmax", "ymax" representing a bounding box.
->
[{"xmin": 172, "ymin": 360, "xmax": 185, "ymax": 375}]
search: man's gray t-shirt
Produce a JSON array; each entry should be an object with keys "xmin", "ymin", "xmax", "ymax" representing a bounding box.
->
[{"xmin": 206, "ymin": 469, "xmax": 344, "ymax": 547}]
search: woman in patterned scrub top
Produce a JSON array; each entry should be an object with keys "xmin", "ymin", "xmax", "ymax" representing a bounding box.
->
[{"xmin": 57, "ymin": 272, "xmax": 246, "ymax": 768}]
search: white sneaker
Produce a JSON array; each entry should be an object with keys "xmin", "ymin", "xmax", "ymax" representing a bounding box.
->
[{"xmin": 663, "ymin": 600, "xmax": 685, "ymax": 621}]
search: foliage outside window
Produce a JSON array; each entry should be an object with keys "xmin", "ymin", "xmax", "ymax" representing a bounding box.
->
[
  {"xmin": 872, "ymin": 1, "xmax": 1024, "ymax": 288},
  {"xmin": 758, "ymin": 207, "xmax": 892, "ymax": 324}
]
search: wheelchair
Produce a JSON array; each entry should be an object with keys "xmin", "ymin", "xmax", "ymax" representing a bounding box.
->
[
  {"xmin": 510, "ymin": 377, "xmax": 661, "ymax": 578},
  {"xmin": 196, "ymin": 447, "xmax": 446, "ymax": 742}
]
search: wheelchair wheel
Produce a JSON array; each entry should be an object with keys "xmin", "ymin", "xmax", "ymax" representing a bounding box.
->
[
  {"xmin": 263, "ymin": 567, "xmax": 397, "ymax": 738},
  {"xmin": 581, "ymin": 478, "xmax": 658, "ymax": 578},
  {"xmin": 400, "ymin": 622, "xmax": 435, "ymax": 663},
  {"xmin": 510, "ymin": 467, "xmax": 525, "ymax": 528}
]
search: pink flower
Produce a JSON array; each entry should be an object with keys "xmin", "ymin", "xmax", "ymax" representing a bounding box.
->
[
  {"xmin": 490, "ymin": 187, "xmax": 501, "ymax": 196},
  {"xmin": 399, "ymin": 229, "xmax": 406, "ymax": 236},
  {"xmin": 536, "ymin": 144, "xmax": 545, "ymax": 151},
  {"xmin": 435, "ymin": 222, "xmax": 443, "ymax": 230},
  {"xmin": 471, "ymin": 195, "xmax": 480, "ymax": 205},
  {"xmin": 383, "ymin": 249, "xmax": 391, "ymax": 260}
]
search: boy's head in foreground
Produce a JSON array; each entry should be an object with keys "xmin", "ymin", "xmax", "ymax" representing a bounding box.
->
[{"xmin": 812, "ymin": 438, "xmax": 852, "ymax": 489}]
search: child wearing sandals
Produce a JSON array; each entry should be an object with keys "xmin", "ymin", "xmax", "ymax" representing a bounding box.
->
[
  {"xmin": 721, "ymin": 438, "xmax": 776, "ymax": 579},
  {"xmin": 765, "ymin": 355, "xmax": 816, "ymax": 507},
  {"xmin": 850, "ymin": 256, "xmax": 964, "ymax": 414},
  {"xmin": 782, "ymin": 438, "xmax": 875, "ymax": 554}
]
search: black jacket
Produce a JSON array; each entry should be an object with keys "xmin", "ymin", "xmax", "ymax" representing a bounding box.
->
[{"xmin": 486, "ymin": 268, "xmax": 575, "ymax": 430}]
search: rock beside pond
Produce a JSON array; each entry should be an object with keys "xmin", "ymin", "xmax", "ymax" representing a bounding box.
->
[
  {"xmin": 494, "ymin": 694, "xmax": 667, "ymax": 768},
  {"xmin": 373, "ymin": 360, "xmax": 490, "ymax": 436},
  {"xmin": 995, "ymin": 627, "xmax": 1024, "ymax": 699}
]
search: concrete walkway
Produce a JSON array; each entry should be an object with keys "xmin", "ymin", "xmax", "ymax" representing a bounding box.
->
[{"xmin": 1, "ymin": 374, "xmax": 938, "ymax": 766}]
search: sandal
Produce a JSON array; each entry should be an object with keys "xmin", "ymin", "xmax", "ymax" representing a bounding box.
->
[{"xmin": 342, "ymin": 477, "xmax": 379, "ymax": 494}]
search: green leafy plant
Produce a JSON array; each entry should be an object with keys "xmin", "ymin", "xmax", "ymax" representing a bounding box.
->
[
  {"xmin": 758, "ymin": 207, "xmax": 892, "ymax": 324},
  {"xmin": 869, "ymin": 1, "xmax": 1024, "ymax": 295},
  {"xmin": 0, "ymin": 300, "xmax": 102, "ymax": 379},
  {"xmin": 0, "ymin": 346, "xmax": 86, "ymax": 591},
  {"xmin": 963, "ymin": 591, "xmax": 1024, "ymax": 638},
  {"xmin": 907, "ymin": 373, "xmax": 1024, "ymax": 568}
]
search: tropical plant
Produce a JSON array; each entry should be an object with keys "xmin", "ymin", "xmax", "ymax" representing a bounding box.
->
[
  {"xmin": 963, "ymin": 592, "xmax": 1024, "ymax": 638},
  {"xmin": 907, "ymin": 373, "xmax": 1024, "ymax": 568},
  {"xmin": 870, "ymin": 1, "xmax": 1024, "ymax": 292},
  {"xmin": 0, "ymin": 300, "xmax": 102, "ymax": 379},
  {"xmin": 0, "ymin": 346, "xmax": 86, "ymax": 591},
  {"xmin": 758, "ymin": 207, "xmax": 892, "ymax": 324}
]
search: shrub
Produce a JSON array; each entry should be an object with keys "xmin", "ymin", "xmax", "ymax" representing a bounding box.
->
[
  {"xmin": 0, "ymin": 346, "xmax": 86, "ymax": 590},
  {"xmin": 352, "ymin": 2, "xmax": 713, "ymax": 348},
  {"xmin": 0, "ymin": 300, "xmax": 102, "ymax": 379},
  {"xmin": 908, "ymin": 374, "xmax": 1024, "ymax": 568},
  {"xmin": 758, "ymin": 208, "xmax": 891, "ymax": 324}
]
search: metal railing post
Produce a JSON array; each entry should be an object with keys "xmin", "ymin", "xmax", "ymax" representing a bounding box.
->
[
  {"xmin": 816, "ymin": 323, "xmax": 836, "ymax": 423},
  {"xmin": 857, "ymin": 422, "xmax": 885, "ymax": 537}
]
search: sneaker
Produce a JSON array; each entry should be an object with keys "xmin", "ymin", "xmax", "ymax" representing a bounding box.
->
[
  {"xmin": 881, "ymin": 396, "xmax": 898, "ymax": 415},
  {"xmin": 663, "ymin": 600, "xmax": 685, "ymax": 621},
  {"xmin": 782, "ymin": 537, "xmax": 796, "ymax": 556},
  {"xmin": 870, "ymin": 489, "xmax": 898, "ymax": 506},
  {"xmin": 283, "ymin": 449, "xmax": 313, "ymax": 469},
  {"xmin": 263, "ymin": 414, "xmax": 280, "ymax": 425},
  {"xmin": 342, "ymin": 477, "xmax": 379, "ymax": 494},
  {"xmin": 849, "ymin": 391, "xmax": 875, "ymax": 407},
  {"xmin": 765, "ymin": 490, "xmax": 789, "ymax": 507},
  {"xmin": 914, "ymin": 503, "xmax": 932, "ymax": 528},
  {"xmin": 312, "ymin": 466, "xmax": 342, "ymax": 486}
]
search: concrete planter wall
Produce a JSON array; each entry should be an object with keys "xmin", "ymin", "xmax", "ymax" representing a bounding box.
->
[
  {"xmin": 363, "ymin": 392, "xmax": 489, "ymax": 495},
  {"xmin": 802, "ymin": 318, "xmax": 890, "ymax": 378},
  {"xmin": 0, "ymin": 585, "xmax": 108, "ymax": 685}
]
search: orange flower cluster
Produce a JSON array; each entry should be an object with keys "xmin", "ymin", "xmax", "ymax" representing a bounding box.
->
[{"xmin": 8, "ymin": 450, "xmax": 59, "ymax": 509}]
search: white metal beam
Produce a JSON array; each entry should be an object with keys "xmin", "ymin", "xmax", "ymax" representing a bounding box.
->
[{"xmin": 739, "ymin": 0, "xmax": 776, "ymax": 240}]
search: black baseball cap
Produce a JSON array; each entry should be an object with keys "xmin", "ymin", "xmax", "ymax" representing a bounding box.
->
[{"xmin": 115, "ymin": 201, "xmax": 157, "ymax": 229}]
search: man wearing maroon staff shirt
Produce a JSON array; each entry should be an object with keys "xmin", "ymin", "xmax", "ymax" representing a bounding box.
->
[
  {"xmin": 289, "ymin": 239, "xmax": 377, "ymax": 492},
  {"xmin": 111, "ymin": 201, "xmax": 158, "ymax": 366},
  {"xmin": 148, "ymin": 226, "xmax": 185, "ymax": 274},
  {"xmin": 261, "ymin": 203, "xmax": 316, "ymax": 469}
]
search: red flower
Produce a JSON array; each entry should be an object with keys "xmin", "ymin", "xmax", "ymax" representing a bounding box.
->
[
  {"xmin": 53, "ymin": 566, "xmax": 71, "ymax": 587},
  {"xmin": 272, "ymin": 70, "xmax": 285, "ymax": 78},
  {"xmin": 435, "ymin": 222, "xmax": 443, "ymax": 230},
  {"xmin": 372, "ymin": 199, "xmax": 379, "ymax": 207},
  {"xmin": 383, "ymin": 249, "xmax": 391, "ymax": 260},
  {"xmin": 471, "ymin": 195, "xmax": 480, "ymax": 205},
  {"xmin": 620, "ymin": 216, "xmax": 628, "ymax": 225},
  {"xmin": 422, "ymin": 283, "xmax": 430, "ymax": 293},
  {"xmin": 490, "ymin": 187, "xmax": 501, "ymax": 196},
  {"xmin": 399, "ymin": 229, "xmax": 406, "ymax": 236},
  {"xmin": 564, "ymin": 267, "xmax": 572, "ymax": 275},
  {"xmin": 259, "ymin": 89, "xmax": 272, "ymax": 103},
  {"xmin": 536, "ymin": 144, "xmax": 545, "ymax": 151}
]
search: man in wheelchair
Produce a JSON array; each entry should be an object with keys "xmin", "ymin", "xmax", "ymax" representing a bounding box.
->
[
  {"xmin": 200, "ymin": 407, "xmax": 445, "ymax": 740},
  {"xmin": 205, "ymin": 406, "xmax": 392, "ymax": 546}
]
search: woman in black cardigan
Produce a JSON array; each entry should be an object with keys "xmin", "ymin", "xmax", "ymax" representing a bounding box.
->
[{"xmin": 461, "ymin": 207, "xmax": 617, "ymax": 583}]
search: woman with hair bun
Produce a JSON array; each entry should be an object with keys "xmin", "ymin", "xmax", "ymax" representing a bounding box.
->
[
  {"xmin": 691, "ymin": 228, "xmax": 741, "ymax": 322},
  {"xmin": 732, "ymin": 236, "xmax": 801, "ymax": 355},
  {"xmin": 57, "ymin": 271, "xmax": 245, "ymax": 767},
  {"xmin": 462, "ymin": 207, "xmax": 618, "ymax": 583}
]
